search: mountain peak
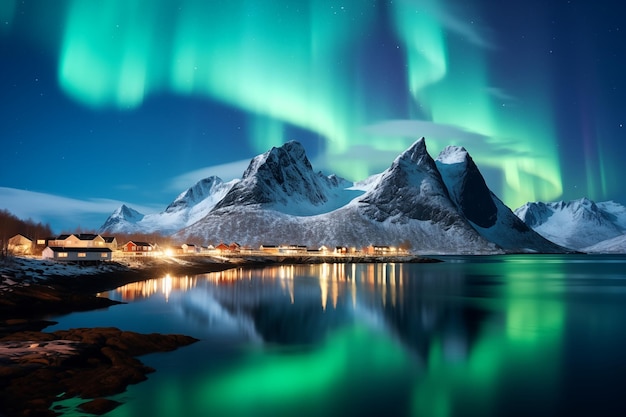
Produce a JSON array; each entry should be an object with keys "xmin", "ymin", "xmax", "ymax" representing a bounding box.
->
[
  {"xmin": 242, "ymin": 140, "xmax": 310, "ymax": 180},
  {"xmin": 436, "ymin": 145, "xmax": 497, "ymax": 228},
  {"xmin": 98, "ymin": 204, "xmax": 144, "ymax": 233},
  {"xmin": 397, "ymin": 137, "xmax": 430, "ymax": 165},
  {"xmin": 213, "ymin": 140, "xmax": 329, "ymax": 213},
  {"xmin": 165, "ymin": 176, "xmax": 224, "ymax": 213},
  {"xmin": 113, "ymin": 204, "xmax": 144, "ymax": 221},
  {"xmin": 360, "ymin": 138, "xmax": 466, "ymax": 225},
  {"xmin": 437, "ymin": 145, "xmax": 469, "ymax": 165},
  {"xmin": 434, "ymin": 145, "xmax": 567, "ymax": 252}
]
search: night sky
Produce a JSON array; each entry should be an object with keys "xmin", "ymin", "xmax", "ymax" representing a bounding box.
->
[{"xmin": 1, "ymin": 0, "xmax": 625, "ymax": 232}]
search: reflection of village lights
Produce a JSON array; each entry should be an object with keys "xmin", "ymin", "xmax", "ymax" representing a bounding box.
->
[
  {"xmin": 390, "ymin": 265, "xmax": 397, "ymax": 308},
  {"xmin": 320, "ymin": 262, "xmax": 330, "ymax": 279},
  {"xmin": 106, "ymin": 264, "xmax": 409, "ymax": 311},
  {"xmin": 106, "ymin": 275, "xmax": 195, "ymax": 301},
  {"xmin": 351, "ymin": 264, "xmax": 357, "ymax": 308},
  {"xmin": 163, "ymin": 274, "xmax": 173, "ymax": 302},
  {"xmin": 320, "ymin": 275, "xmax": 328, "ymax": 311}
]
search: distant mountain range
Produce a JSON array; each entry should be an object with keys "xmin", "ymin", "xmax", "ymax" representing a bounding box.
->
[
  {"xmin": 99, "ymin": 138, "xmax": 624, "ymax": 254},
  {"xmin": 515, "ymin": 199, "xmax": 626, "ymax": 253}
]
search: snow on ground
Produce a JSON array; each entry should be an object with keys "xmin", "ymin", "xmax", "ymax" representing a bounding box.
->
[
  {"xmin": 0, "ymin": 254, "xmax": 232, "ymax": 292},
  {"xmin": 0, "ymin": 256, "xmax": 135, "ymax": 292}
]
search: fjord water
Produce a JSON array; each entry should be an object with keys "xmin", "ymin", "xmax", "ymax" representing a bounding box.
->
[{"xmin": 49, "ymin": 255, "xmax": 626, "ymax": 417}]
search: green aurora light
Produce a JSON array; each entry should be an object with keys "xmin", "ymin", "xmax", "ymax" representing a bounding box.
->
[{"xmin": 56, "ymin": 0, "xmax": 562, "ymax": 207}]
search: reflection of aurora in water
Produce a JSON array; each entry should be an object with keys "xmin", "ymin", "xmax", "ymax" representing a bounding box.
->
[
  {"xmin": 53, "ymin": 256, "xmax": 626, "ymax": 416},
  {"xmin": 4, "ymin": 0, "xmax": 583, "ymax": 209},
  {"xmin": 90, "ymin": 260, "xmax": 575, "ymax": 417}
]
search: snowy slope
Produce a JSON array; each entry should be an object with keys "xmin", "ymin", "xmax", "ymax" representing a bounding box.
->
[
  {"xmin": 99, "ymin": 177, "xmax": 236, "ymax": 234},
  {"xmin": 436, "ymin": 145, "xmax": 568, "ymax": 253},
  {"xmin": 583, "ymin": 234, "xmax": 626, "ymax": 254},
  {"xmin": 515, "ymin": 198, "xmax": 626, "ymax": 250}
]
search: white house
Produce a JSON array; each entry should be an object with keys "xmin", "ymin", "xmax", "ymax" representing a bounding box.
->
[
  {"xmin": 181, "ymin": 243, "xmax": 197, "ymax": 254},
  {"xmin": 8, "ymin": 234, "xmax": 33, "ymax": 255},
  {"xmin": 47, "ymin": 234, "xmax": 107, "ymax": 248},
  {"xmin": 42, "ymin": 247, "xmax": 112, "ymax": 262}
]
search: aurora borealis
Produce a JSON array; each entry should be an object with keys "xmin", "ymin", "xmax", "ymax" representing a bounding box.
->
[{"xmin": 1, "ymin": 0, "xmax": 625, "ymax": 231}]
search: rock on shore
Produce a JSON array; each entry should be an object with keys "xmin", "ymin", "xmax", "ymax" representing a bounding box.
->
[{"xmin": 0, "ymin": 327, "xmax": 197, "ymax": 416}]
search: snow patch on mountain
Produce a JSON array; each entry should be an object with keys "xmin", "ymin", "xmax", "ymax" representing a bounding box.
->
[{"xmin": 515, "ymin": 198, "xmax": 626, "ymax": 250}]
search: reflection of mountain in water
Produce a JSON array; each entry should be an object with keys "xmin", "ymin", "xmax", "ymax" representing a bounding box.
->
[{"xmin": 110, "ymin": 264, "xmax": 495, "ymax": 362}]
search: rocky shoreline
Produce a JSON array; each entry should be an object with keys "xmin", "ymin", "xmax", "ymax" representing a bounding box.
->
[
  {"xmin": 0, "ymin": 256, "xmax": 235, "ymax": 416},
  {"xmin": 0, "ymin": 254, "xmax": 440, "ymax": 416},
  {"xmin": 0, "ymin": 326, "xmax": 197, "ymax": 416}
]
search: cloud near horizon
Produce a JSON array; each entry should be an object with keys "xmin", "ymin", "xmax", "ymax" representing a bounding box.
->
[
  {"xmin": 0, "ymin": 187, "xmax": 160, "ymax": 232},
  {"xmin": 167, "ymin": 159, "xmax": 250, "ymax": 191}
]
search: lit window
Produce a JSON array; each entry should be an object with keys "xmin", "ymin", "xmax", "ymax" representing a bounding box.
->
[
  {"xmin": 78, "ymin": 253, "xmax": 87, "ymax": 258},
  {"xmin": 101, "ymin": 253, "xmax": 108, "ymax": 258},
  {"xmin": 58, "ymin": 252, "xmax": 68, "ymax": 258}
]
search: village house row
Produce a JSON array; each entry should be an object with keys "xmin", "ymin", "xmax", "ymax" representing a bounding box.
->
[{"xmin": 4, "ymin": 233, "xmax": 405, "ymax": 263}]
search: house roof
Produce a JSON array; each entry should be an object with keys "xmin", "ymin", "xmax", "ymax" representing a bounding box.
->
[
  {"xmin": 53, "ymin": 234, "xmax": 104, "ymax": 241},
  {"xmin": 10, "ymin": 234, "xmax": 32, "ymax": 241},
  {"xmin": 102, "ymin": 236, "xmax": 116, "ymax": 243},
  {"xmin": 126, "ymin": 241, "xmax": 152, "ymax": 246}
]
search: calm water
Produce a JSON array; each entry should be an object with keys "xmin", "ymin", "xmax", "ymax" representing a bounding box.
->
[{"xmin": 48, "ymin": 255, "xmax": 626, "ymax": 417}]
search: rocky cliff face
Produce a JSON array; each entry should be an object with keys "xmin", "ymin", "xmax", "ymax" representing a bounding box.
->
[
  {"xmin": 212, "ymin": 141, "xmax": 341, "ymax": 215},
  {"xmin": 436, "ymin": 145, "xmax": 567, "ymax": 253},
  {"xmin": 359, "ymin": 138, "xmax": 463, "ymax": 227}
]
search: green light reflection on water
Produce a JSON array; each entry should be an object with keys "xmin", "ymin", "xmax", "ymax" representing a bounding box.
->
[{"xmin": 53, "ymin": 259, "xmax": 572, "ymax": 417}]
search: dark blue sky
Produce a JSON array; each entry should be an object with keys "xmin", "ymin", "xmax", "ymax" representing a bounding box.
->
[{"xmin": 1, "ymin": 0, "xmax": 624, "ymax": 232}]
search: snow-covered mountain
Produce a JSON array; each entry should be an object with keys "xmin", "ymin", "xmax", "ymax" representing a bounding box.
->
[
  {"xmin": 213, "ymin": 141, "xmax": 360, "ymax": 216},
  {"xmin": 436, "ymin": 145, "xmax": 567, "ymax": 253},
  {"xmin": 514, "ymin": 198, "xmax": 626, "ymax": 251},
  {"xmin": 100, "ymin": 138, "xmax": 577, "ymax": 254},
  {"xmin": 98, "ymin": 204, "xmax": 145, "ymax": 234},
  {"xmin": 172, "ymin": 139, "xmax": 568, "ymax": 254},
  {"xmin": 99, "ymin": 176, "xmax": 235, "ymax": 234},
  {"xmin": 175, "ymin": 141, "xmax": 496, "ymax": 253}
]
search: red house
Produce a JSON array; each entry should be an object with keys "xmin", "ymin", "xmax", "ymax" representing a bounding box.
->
[{"xmin": 122, "ymin": 241, "xmax": 155, "ymax": 256}]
